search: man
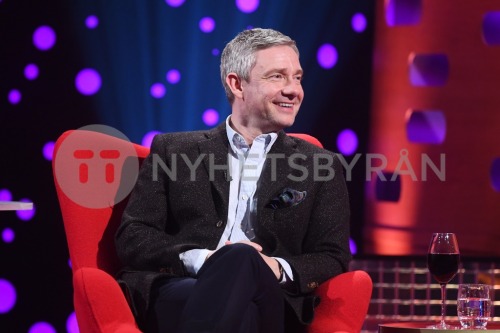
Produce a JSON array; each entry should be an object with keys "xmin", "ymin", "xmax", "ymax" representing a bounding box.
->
[{"xmin": 115, "ymin": 28, "xmax": 351, "ymax": 333}]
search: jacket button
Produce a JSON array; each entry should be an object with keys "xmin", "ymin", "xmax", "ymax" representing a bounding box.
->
[
  {"xmin": 307, "ymin": 282, "xmax": 319, "ymax": 290},
  {"xmin": 216, "ymin": 220, "xmax": 223, "ymax": 228}
]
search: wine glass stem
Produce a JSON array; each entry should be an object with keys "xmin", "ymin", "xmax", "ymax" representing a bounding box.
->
[{"xmin": 440, "ymin": 283, "xmax": 447, "ymax": 326}]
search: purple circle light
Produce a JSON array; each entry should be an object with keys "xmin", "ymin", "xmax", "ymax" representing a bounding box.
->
[
  {"xmin": 337, "ymin": 129, "xmax": 358, "ymax": 156},
  {"xmin": 24, "ymin": 63, "xmax": 39, "ymax": 80},
  {"xmin": 202, "ymin": 109, "xmax": 219, "ymax": 126},
  {"xmin": 75, "ymin": 68, "xmax": 102, "ymax": 95},
  {"xmin": 8, "ymin": 89, "xmax": 21, "ymax": 105},
  {"xmin": 150, "ymin": 83, "xmax": 166, "ymax": 98},
  {"xmin": 66, "ymin": 312, "xmax": 79, "ymax": 333},
  {"xmin": 42, "ymin": 141, "xmax": 55, "ymax": 161},
  {"xmin": 33, "ymin": 26, "xmax": 56, "ymax": 51},
  {"xmin": 166, "ymin": 69, "xmax": 181, "ymax": 84},
  {"xmin": 141, "ymin": 130, "xmax": 162, "ymax": 148},
  {"xmin": 0, "ymin": 189, "xmax": 12, "ymax": 201},
  {"xmin": 236, "ymin": 0, "xmax": 259, "ymax": 13},
  {"xmin": 28, "ymin": 322, "xmax": 56, "ymax": 333},
  {"xmin": 199, "ymin": 17, "xmax": 215, "ymax": 33},
  {"xmin": 212, "ymin": 48, "xmax": 220, "ymax": 56},
  {"xmin": 490, "ymin": 158, "xmax": 500, "ymax": 192},
  {"xmin": 16, "ymin": 199, "xmax": 35, "ymax": 221},
  {"xmin": 85, "ymin": 15, "xmax": 99, "ymax": 29},
  {"xmin": 317, "ymin": 43, "xmax": 338, "ymax": 69},
  {"xmin": 165, "ymin": 0, "xmax": 185, "ymax": 7},
  {"xmin": 349, "ymin": 238, "xmax": 357, "ymax": 255},
  {"xmin": 2, "ymin": 228, "xmax": 14, "ymax": 243},
  {"xmin": 352, "ymin": 13, "xmax": 367, "ymax": 33},
  {"xmin": 0, "ymin": 279, "xmax": 16, "ymax": 313}
]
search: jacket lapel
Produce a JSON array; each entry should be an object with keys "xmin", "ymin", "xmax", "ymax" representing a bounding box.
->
[{"xmin": 199, "ymin": 124, "xmax": 230, "ymax": 218}]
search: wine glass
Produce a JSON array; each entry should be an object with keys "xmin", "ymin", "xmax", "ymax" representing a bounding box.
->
[{"xmin": 427, "ymin": 233, "xmax": 460, "ymax": 329}]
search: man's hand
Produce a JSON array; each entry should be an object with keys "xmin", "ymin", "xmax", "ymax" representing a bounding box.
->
[
  {"xmin": 258, "ymin": 252, "xmax": 281, "ymax": 280},
  {"xmin": 206, "ymin": 241, "xmax": 281, "ymax": 279}
]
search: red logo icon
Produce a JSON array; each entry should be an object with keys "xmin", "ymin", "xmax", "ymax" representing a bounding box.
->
[{"xmin": 54, "ymin": 125, "xmax": 139, "ymax": 209}]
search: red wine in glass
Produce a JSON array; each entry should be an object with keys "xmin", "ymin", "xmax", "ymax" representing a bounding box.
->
[
  {"xmin": 427, "ymin": 233, "xmax": 460, "ymax": 329},
  {"xmin": 427, "ymin": 253, "xmax": 460, "ymax": 283}
]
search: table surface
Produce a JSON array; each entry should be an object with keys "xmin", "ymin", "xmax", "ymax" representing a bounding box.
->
[
  {"xmin": 379, "ymin": 321, "xmax": 500, "ymax": 332},
  {"xmin": 0, "ymin": 201, "xmax": 33, "ymax": 211}
]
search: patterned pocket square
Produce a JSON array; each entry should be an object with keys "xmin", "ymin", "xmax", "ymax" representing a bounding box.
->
[{"xmin": 266, "ymin": 188, "xmax": 307, "ymax": 209}]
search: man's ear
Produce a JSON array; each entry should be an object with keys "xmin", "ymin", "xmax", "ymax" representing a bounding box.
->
[{"xmin": 226, "ymin": 73, "xmax": 244, "ymax": 99}]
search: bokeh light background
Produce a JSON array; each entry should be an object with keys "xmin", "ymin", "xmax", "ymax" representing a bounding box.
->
[{"xmin": 0, "ymin": 0, "xmax": 373, "ymax": 330}]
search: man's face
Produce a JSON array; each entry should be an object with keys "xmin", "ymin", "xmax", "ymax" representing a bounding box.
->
[{"xmin": 239, "ymin": 45, "xmax": 304, "ymax": 133}]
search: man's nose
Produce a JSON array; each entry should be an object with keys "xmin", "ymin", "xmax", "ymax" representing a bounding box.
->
[{"xmin": 281, "ymin": 79, "xmax": 302, "ymax": 97}]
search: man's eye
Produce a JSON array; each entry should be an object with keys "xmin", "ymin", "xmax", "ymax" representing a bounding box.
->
[{"xmin": 270, "ymin": 74, "xmax": 283, "ymax": 79}]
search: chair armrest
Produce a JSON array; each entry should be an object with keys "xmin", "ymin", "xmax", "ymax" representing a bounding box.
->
[
  {"xmin": 308, "ymin": 270, "xmax": 373, "ymax": 333},
  {"xmin": 73, "ymin": 267, "xmax": 141, "ymax": 333}
]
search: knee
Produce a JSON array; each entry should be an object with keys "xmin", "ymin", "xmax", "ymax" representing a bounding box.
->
[
  {"xmin": 228, "ymin": 242, "xmax": 260, "ymax": 253},
  {"xmin": 212, "ymin": 243, "xmax": 264, "ymax": 267}
]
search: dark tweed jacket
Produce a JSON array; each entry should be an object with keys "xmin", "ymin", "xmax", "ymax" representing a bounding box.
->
[{"xmin": 115, "ymin": 123, "xmax": 351, "ymax": 327}]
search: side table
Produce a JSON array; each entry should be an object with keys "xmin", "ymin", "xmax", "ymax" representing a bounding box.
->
[
  {"xmin": 0, "ymin": 201, "xmax": 33, "ymax": 211},
  {"xmin": 380, "ymin": 322, "xmax": 500, "ymax": 332}
]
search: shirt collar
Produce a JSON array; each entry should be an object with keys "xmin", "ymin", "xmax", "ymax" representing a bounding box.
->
[{"xmin": 225, "ymin": 116, "xmax": 278, "ymax": 154}]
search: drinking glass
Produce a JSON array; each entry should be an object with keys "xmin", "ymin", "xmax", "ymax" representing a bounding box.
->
[
  {"xmin": 457, "ymin": 284, "xmax": 492, "ymax": 329},
  {"xmin": 427, "ymin": 233, "xmax": 460, "ymax": 329}
]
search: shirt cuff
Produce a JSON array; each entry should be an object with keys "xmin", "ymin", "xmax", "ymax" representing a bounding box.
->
[
  {"xmin": 179, "ymin": 249, "xmax": 211, "ymax": 275},
  {"xmin": 274, "ymin": 257, "xmax": 294, "ymax": 284}
]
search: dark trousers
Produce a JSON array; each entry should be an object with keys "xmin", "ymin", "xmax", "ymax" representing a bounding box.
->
[{"xmin": 145, "ymin": 243, "xmax": 285, "ymax": 333}]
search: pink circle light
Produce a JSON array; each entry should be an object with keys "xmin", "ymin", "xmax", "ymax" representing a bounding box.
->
[
  {"xmin": 16, "ymin": 199, "xmax": 35, "ymax": 221},
  {"xmin": 85, "ymin": 15, "xmax": 99, "ymax": 29},
  {"xmin": 199, "ymin": 17, "xmax": 215, "ymax": 33},
  {"xmin": 28, "ymin": 322, "xmax": 56, "ymax": 333},
  {"xmin": 337, "ymin": 129, "xmax": 358, "ymax": 156},
  {"xmin": 349, "ymin": 238, "xmax": 357, "ymax": 255},
  {"xmin": 33, "ymin": 25, "xmax": 56, "ymax": 51},
  {"xmin": 42, "ymin": 141, "xmax": 55, "ymax": 161},
  {"xmin": 24, "ymin": 63, "xmax": 39, "ymax": 80},
  {"xmin": 352, "ymin": 13, "xmax": 367, "ymax": 33},
  {"xmin": 75, "ymin": 68, "xmax": 102, "ymax": 95},
  {"xmin": 66, "ymin": 312, "xmax": 79, "ymax": 333},
  {"xmin": 150, "ymin": 83, "xmax": 166, "ymax": 98},
  {"xmin": 0, "ymin": 189, "xmax": 12, "ymax": 201},
  {"xmin": 166, "ymin": 69, "xmax": 181, "ymax": 84},
  {"xmin": 202, "ymin": 109, "xmax": 219, "ymax": 126},
  {"xmin": 165, "ymin": 0, "xmax": 185, "ymax": 7},
  {"xmin": 317, "ymin": 43, "xmax": 338, "ymax": 69},
  {"xmin": 236, "ymin": 0, "xmax": 259, "ymax": 13},
  {"xmin": 2, "ymin": 228, "xmax": 14, "ymax": 243},
  {"xmin": 0, "ymin": 279, "xmax": 16, "ymax": 313},
  {"xmin": 8, "ymin": 89, "xmax": 21, "ymax": 105},
  {"xmin": 142, "ymin": 131, "xmax": 162, "ymax": 148}
]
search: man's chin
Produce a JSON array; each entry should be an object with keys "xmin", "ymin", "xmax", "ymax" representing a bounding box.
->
[{"xmin": 273, "ymin": 118, "xmax": 296, "ymax": 131}]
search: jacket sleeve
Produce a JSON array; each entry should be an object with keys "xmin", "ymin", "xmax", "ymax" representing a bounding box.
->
[
  {"xmin": 283, "ymin": 152, "xmax": 351, "ymax": 295},
  {"xmin": 115, "ymin": 134, "xmax": 187, "ymax": 276}
]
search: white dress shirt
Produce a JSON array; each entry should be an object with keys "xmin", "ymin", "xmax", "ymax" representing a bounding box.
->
[{"xmin": 180, "ymin": 116, "xmax": 294, "ymax": 283}]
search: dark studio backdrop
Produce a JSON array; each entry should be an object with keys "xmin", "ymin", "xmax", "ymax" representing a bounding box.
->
[{"xmin": 0, "ymin": 0, "xmax": 374, "ymax": 331}]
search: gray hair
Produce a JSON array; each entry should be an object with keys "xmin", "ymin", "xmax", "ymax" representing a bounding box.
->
[{"xmin": 220, "ymin": 28, "xmax": 299, "ymax": 103}]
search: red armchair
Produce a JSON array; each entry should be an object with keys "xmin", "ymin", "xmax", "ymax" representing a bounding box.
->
[{"xmin": 53, "ymin": 129, "xmax": 372, "ymax": 333}]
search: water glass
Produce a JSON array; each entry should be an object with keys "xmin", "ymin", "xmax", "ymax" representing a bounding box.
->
[{"xmin": 457, "ymin": 284, "xmax": 492, "ymax": 329}]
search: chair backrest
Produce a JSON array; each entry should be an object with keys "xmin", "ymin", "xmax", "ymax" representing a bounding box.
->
[
  {"xmin": 53, "ymin": 130, "xmax": 150, "ymax": 275},
  {"xmin": 53, "ymin": 130, "xmax": 323, "ymax": 276},
  {"xmin": 287, "ymin": 133, "xmax": 324, "ymax": 148}
]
